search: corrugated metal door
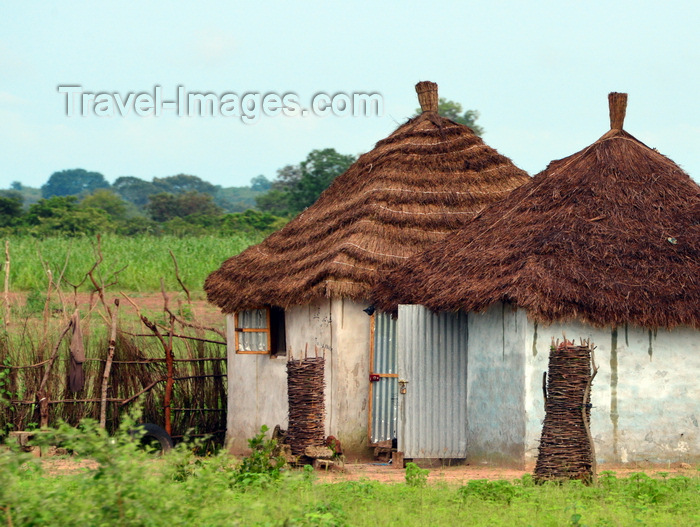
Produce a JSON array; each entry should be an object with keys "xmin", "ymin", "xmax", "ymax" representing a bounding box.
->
[
  {"xmin": 368, "ymin": 312, "xmax": 398, "ymax": 444},
  {"xmin": 397, "ymin": 305, "xmax": 469, "ymax": 458}
]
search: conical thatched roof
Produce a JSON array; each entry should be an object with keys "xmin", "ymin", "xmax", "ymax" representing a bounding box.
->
[
  {"xmin": 374, "ymin": 93, "xmax": 700, "ymax": 330},
  {"xmin": 205, "ymin": 81, "xmax": 529, "ymax": 313}
]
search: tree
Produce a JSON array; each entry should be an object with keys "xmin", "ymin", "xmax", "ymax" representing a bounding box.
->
[
  {"xmin": 152, "ymin": 174, "xmax": 217, "ymax": 195},
  {"xmin": 113, "ymin": 176, "xmax": 159, "ymax": 207},
  {"xmin": 289, "ymin": 148, "xmax": 356, "ymax": 212},
  {"xmin": 255, "ymin": 189, "xmax": 293, "ymax": 216},
  {"xmin": 0, "ymin": 189, "xmax": 24, "ymax": 205},
  {"xmin": 80, "ymin": 189, "xmax": 130, "ymax": 220},
  {"xmin": 146, "ymin": 193, "xmax": 181, "ymax": 222},
  {"xmin": 41, "ymin": 169, "xmax": 110, "ymax": 198},
  {"xmin": 0, "ymin": 195, "xmax": 23, "ymax": 227},
  {"xmin": 250, "ymin": 175, "xmax": 272, "ymax": 192},
  {"xmin": 270, "ymin": 165, "xmax": 302, "ymax": 191},
  {"xmin": 215, "ymin": 186, "xmax": 263, "ymax": 213},
  {"xmin": 2, "ymin": 185, "xmax": 41, "ymax": 209},
  {"xmin": 414, "ymin": 97, "xmax": 484, "ymax": 136},
  {"xmin": 26, "ymin": 195, "xmax": 80, "ymax": 221},
  {"xmin": 256, "ymin": 150, "xmax": 355, "ymax": 216},
  {"xmin": 146, "ymin": 191, "xmax": 222, "ymax": 222},
  {"xmin": 25, "ymin": 196, "xmax": 110, "ymax": 236}
]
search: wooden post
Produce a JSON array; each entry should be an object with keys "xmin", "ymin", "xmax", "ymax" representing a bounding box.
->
[
  {"xmin": 392, "ymin": 451, "xmax": 404, "ymax": 469},
  {"xmin": 582, "ymin": 342, "xmax": 599, "ymax": 482},
  {"xmin": 99, "ymin": 299, "xmax": 120, "ymax": 428},
  {"xmin": 164, "ymin": 313, "xmax": 175, "ymax": 436},
  {"xmin": 37, "ymin": 322, "xmax": 72, "ymax": 428},
  {"xmin": 134, "ymin": 308, "xmax": 173, "ymax": 434}
]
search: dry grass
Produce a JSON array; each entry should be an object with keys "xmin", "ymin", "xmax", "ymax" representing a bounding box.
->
[
  {"xmin": 373, "ymin": 93, "xmax": 700, "ymax": 329},
  {"xmin": 205, "ymin": 82, "xmax": 528, "ymax": 312},
  {"xmin": 0, "ymin": 292, "xmax": 227, "ymax": 442}
]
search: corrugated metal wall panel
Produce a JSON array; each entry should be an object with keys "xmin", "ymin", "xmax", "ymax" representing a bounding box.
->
[
  {"xmin": 370, "ymin": 312, "xmax": 398, "ymax": 443},
  {"xmin": 397, "ymin": 305, "xmax": 469, "ymax": 458}
]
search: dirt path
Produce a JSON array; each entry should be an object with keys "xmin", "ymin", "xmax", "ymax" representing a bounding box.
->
[
  {"xmin": 315, "ymin": 463, "xmax": 526, "ymax": 484},
  {"xmin": 5, "ymin": 291, "xmax": 225, "ymax": 329},
  {"xmin": 38, "ymin": 455, "xmax": 696, "ymax": 482},
  {"xmin": 314, "ymin": 461, "xmax": 696, "ymax": 484}
]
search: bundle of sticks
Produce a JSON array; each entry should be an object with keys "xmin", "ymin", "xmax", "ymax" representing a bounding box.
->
[
  {"xmin": 286, "ymin": 357, "xmax": 326, "ymax": 456},
  {"xmin": 535, "ymin": 339, "xmax": 597, "ymax": 483}
]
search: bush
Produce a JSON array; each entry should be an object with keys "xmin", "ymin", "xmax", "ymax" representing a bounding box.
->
[
  {"xmin": 405, "ymin": 462, "xmax": 429, "ymax": 487},
  {"xmin": 234, "ymin": 425, "xmax": 286, "ymax": 487},
  {"xmin": 458, "ymin": 479, "xmax": 524, "ymax": 504}
]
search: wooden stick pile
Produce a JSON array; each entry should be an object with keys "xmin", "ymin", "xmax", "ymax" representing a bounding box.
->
[
  {"xmin": 286, "ymin": 357, "xmax": 326, "ymax": 456},
  {"xmin": 535, "ymin": 339, "xmax": 597, "ymax": 483}
]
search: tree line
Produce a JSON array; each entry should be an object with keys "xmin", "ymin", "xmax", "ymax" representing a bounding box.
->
[
  {"xmin": 0, "ymin": 98, "xmax": 481, "ymax": 237},
  {"xmin": 0, "ymin": 148, "xmax": 356, "ymax": 238}
]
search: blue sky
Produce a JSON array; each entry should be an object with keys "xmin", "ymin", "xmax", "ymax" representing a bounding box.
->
[{"xmin": 1, "ymin": 1, "xmax": 698, "ymax": 189}]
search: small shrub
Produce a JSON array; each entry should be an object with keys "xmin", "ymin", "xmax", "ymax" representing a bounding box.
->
[
  {"xmin": 0, "ymin": 358, "xmax": 15, "ymax": 439},
  {"xmin": 290, "ymin": 502, "xmax": 348, "ymax": 527},
  {"xmin": 625, "ymin": 472, "xmax": 669, "ymax": 504},
  {"xmin": 234, "ymin": 425, "xmax": 286, "ymax": 487},
  {"xmin": 405, "ymin": 462, "xmax": 429, "ymax": 487},
  {"xmin": 458, "ymin": 479, "xmax": 521, "ymax": 504},
  {"xmin": 302, "ymin": 463, "xmax": 316, "ymax": 484}
]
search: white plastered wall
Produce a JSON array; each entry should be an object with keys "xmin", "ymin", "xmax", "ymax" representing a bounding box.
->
[
  {"xmin": 525, "ymin": 318, "xmax": 700, "ymax": 464},
  {"xmin": 225, "ymin": 314, "xmax": 288, "ymax": 453},
  {"xmin": 456, "ymin": 302, "xmax": 700, "ymax": 466},
  {"xmin": 226, "ymin": 298, "xmax": 372, "ymax": 456}
]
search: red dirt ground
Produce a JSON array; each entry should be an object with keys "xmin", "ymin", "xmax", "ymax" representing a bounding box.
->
[
  {"xmin": 38, "ymin": 456, "xmax": 696, "ymax": 482},
  {"xmin": 5, "ymin": 291, "xmax": 226, "ymax": 330},
  {"xmin": 313, "ymin": 461, "xmax": 697, "ymax": 484}
]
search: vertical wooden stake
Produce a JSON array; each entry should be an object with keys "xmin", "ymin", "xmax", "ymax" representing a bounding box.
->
[
  {"xmin": 134, "ymin": 307, "xmax": 173, "ymax": 436},
  {"xmin": 582, "ymin": 347, "xmax": 599, "ymax": 482},
  {"xmin": 100, "ymin": 299, "xmax": 120, "ymax": 428},
  {"xmin": 164, "ymin": 313, "xmax": 175, "ymax": 436},
  {"xmin": 37, "ymin": 322, "xmax": 72, "ymax": 428}
]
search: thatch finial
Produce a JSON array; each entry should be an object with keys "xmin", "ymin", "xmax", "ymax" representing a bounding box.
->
[
  {"xmin": 608, "ymin": 92, "xmax": 628, "ymax": 130},
  {"xmin": 416, "ymin": 81, "xmax": 439, "ymax": 113}
]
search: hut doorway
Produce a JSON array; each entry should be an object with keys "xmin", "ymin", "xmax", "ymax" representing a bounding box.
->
[
  {"xmin": 368, "ymin": 312, "xmax": 398, "ymax": 445},
  {"xmin": 396, "ymin": 305, "xmax": 469, "ymax": 458}
]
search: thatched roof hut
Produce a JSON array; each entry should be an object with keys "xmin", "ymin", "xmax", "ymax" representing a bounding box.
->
[
  {"xmin": 374, "ymin": 93, "xmax": 700, "ymax": 329},
  {"xmin": 205, "ymin": 81, "xmax": 529, "ymax": 313}
]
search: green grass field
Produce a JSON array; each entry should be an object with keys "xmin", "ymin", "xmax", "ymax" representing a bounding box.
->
[
  {"xmin": 2, "ymin": 234, "xmax": 263, "ymax": 293},
  {"xmin": 0, "ymin": 419, "xmax": 697, "ymax": 526},
  {"xmin": 3, "ymin": 448, "xmax": 698, "ymax": 525}
]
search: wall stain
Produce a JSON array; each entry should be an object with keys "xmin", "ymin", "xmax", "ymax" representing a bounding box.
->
[
  {"xmin": 501, "ymin": 303, "xmax": 506, "ymax": 360},
  {"xmin": 610, "ymin": 327, "xmax": 619, "ymax": 460},
  {"xmin": 532, "ymin": 322, "xmax": 538, "ymax": 357}
]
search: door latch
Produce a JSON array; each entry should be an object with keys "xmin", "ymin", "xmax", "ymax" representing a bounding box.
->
[{"xmin": 398, "ymin": 379, "xmax": 408, "ymax": 394}]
